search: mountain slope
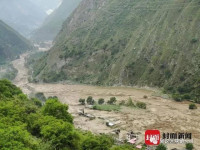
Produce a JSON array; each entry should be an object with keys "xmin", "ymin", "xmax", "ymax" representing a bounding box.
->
[
  {"xmin": 0, "ymin": 0, "xmax": 46, "ymax": 37},
  {"xmin": 0, "ymin": 20, "xmax": 33, "ymax": 64},
  {"xmin": 31, "ymin": 0, "xmax": 81, "ymax": 42},
  {"xmin": 33, "ymin": 0, "xmax": 200, "ymax": 101}
]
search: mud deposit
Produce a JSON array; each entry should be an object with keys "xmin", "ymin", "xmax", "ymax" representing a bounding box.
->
[{"xmin": 13, "ymin": 53, "xmax": 200, "ymax": 150}]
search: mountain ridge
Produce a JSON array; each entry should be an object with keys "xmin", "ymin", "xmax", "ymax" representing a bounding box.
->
[
  {"xmin": 0, "ymin": 20, "xmax": 33, "ymax": 64},
  {"xmin": 0, "ymin": 0, "xmax": 46, "ymax": 37},
  {"xmin": 32, "ymin": 0, "xmax": 200, "ymax": 101},
  {"xmin": 31, "ymin": 0, "xmax": 81, "ymax": 42}
]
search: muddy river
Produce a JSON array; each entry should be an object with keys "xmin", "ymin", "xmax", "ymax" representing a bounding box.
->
[{"xmin": 12, "ymin": 52, "xmax": 200, "ymax": 150}]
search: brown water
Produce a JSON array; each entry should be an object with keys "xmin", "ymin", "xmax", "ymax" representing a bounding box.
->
[{"xmin": 12, "ymin": 52, "xmax": 200, "ymax": 150}]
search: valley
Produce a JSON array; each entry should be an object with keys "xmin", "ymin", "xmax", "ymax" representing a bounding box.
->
[
  {"xmin": 12, "ymin": 50, "xmax": 200, "ymax": 150},
  {"xmin": 1, "ymin": 0, "xmax": 199, "ymax": 149}
]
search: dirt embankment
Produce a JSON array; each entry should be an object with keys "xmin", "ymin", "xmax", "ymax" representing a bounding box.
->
[{"xmin": 12, "ymin": 52, "xmax": 200, "ymax": 150}]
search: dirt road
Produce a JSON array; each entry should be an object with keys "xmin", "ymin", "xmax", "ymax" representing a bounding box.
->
[{"xmin": 12, "ymin": 52, "xmax": 200, "ymax": 150}]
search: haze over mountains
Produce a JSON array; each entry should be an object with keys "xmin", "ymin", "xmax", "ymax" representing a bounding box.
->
[
  {"xmin": 31, "ymin": 0, "xmax": 81, "ymax": 42},
  {"xmin": 0, "ymin": 0, "xmax": 47, "ymax": 37},
  {"xmin": 0, "ymin": 0, "xmax": 81, "ymax": 65},
  {"xmin": 0, "ymin": 20, "xmax": 33, "ymax": 64},
  {"xmin": 32, "ymin": 0, "xmax": 200, "ymax": 101},
  {"xmin": 29, "ymin": 0, "xmax": 61, "ymax": 14}
]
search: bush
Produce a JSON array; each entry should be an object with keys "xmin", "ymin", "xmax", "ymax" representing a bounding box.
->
[
  {"xmin": 143, "ymin": 95, "xmax": 148, "ymax": 99},
  {"xmin": 186, "ymin": 143, "xmax": 194, "ymax": 150},
  {"xmin": 172, "ymin": 94, "xmax": 182, "ymax": 102},
  {"xmin": 126, "ymin": 98, "xmax": 135, "ymax": 107},
  {"xmin": 107, "ymin": 97, "xmax": 117, "ymax": 105},
  {"xmin": 191, "ymin": 38, "xmax": 198, "ymax": 43},
  {"xmin": 156, "ymin": 144, "xmax": 167, "ymax": 150},
  {"xmin": 87, "ymin": 96, "xmax": 95, "ymax": 105},
  {"xmin": 98, "ymin": 98, "xmax": 105, "ymax": 105},
  {"xmin": 79, "ymin": 98, "xmax": 85, "ymax": 105},
  {"xmin": 136, "ymin": 102, "xmax": 146, "ymax": 109},
  {"xmin": 189, "ymin": 103, "xmax": 197, "ymax": 110}
]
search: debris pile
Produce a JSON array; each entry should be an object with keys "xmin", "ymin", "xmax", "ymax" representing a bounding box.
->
[{"xmin": 78, "ymin": 109, "xmax": 96, "ymax": 120}]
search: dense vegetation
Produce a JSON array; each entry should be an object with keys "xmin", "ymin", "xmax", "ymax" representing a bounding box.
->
[
  {"xmin": 31, "ymin": 0, "xmax": 81, "ymax": 42},
  {"xmin": 0, "ymin": 79, "xmax": 143, "ymax": 150},
  {"xmin": 32, "ymin": 0, "xmax": 200, "ymax": 102},
  {"xmin": 0, "ymin": 20, "xmax": 33, "ymax": 64}
]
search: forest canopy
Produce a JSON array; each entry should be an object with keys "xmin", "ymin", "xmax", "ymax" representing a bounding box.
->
[{"xmin": 0, "ymin": 79, "xmax": 139, "ymax": 150}]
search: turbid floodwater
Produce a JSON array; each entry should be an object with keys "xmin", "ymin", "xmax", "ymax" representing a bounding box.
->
[{"xmin": 12, "ymin": 51, "xmax": 200, "ymax": 150}]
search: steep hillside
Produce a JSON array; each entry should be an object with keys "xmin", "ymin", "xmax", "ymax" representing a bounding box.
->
[
  {"xmin": 31, "ymin": 0, "xmax": 81, "ymax": 42},
  {"xmin": 33, "ymin": 0, "xmax": 200, "ymax": 101},
  {"xmin": 0, "ymin": 20, "xmax": 33, "ymax": 64},
  {"xmin": 0, "ymin": 0, "xmax": 46, "ymax": 37}
]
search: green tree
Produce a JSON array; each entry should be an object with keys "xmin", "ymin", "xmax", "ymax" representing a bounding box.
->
[
  {"xmin": 35, "ymin": 92, "xmax": 46, "ymax": 101},
  {"xmin": 107, "ymin": 97, "xmax": 117, "ymax": 105},
  {"xmin": 186, "ymin": 143, "xmax": 194, "ymax": 150},
  {"xmin": 97, "ymin": 134, "xmax": 114, "ymax": 150},
  {"xmin": 0, "ymin": 79, "xmax": 22, "ymax": 99},
  {"xmin": 0, "ymin": 124, "xmax": 39, "ymax": 150},
  {"xmin": 27, "ymin": 113, "xmax": 42, "ymax": 137},
  {"xmin": 98, "ymin": 98, "xmax": 105, "ymax": 105},
  {"xmin": 0, "ymin": 79, "xmax": 144, "ymax": 150},
  {"xmin": 42, "ymin": 98, "xmax": 73, "ymax": 123},
  {"xmin": 189, "ymin": 103, "xmax": 197, "ymax": 110},
  {"xmin": 79, "ymin": 98, "xmax": 86, "ymax": 105},
  {"xmin": 87, "ymin": 96, "xmax": 95, "ymax": 105},
  {"xmin": 40, "ymin": 117, "xmax": 80, "ymax": 149},
  {"xmin": 82, "ymin": 138, "xmax": 99, "ymax": 150},
  {"xmin": 32, "ymin": 98, "xmax": 42, "ymax": 107}
]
